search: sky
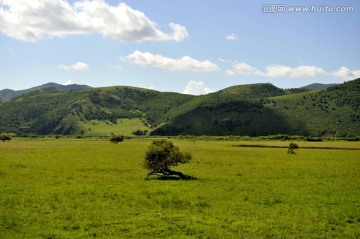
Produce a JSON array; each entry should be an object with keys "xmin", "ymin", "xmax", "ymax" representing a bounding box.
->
[{"xmin": 0, "ymin": 0, "xmax": 359, "ymax": 94}]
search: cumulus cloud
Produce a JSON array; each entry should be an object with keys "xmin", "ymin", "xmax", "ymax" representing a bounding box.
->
[
  {"xmin": 183, "ymin": 81, "xmax": 214, "ymax": 95},
  {"xmin": 169, "ymin": 23, "xmax": 189, "ymax": 42},
  {"xmin": 63, "ymin": 79, "xmax": 74, "ymax": 85},
  {"xmin": 225, "ymin": 62, "xmax": 262, "ymax": 76},
  {"xmin": 58, "ymin": 61, "xmax": 89, "ymax": 71},
  {"xmin": 264, "ymin": 65, "xmax": 327, "ymax": 78},
  {"xmin": 225, "ymin": 62, "xmax": 327, "ymax": 78},
  {"xmin": 332, "ymin": 66, "xmax": 360, "ymax": 81},
  {"xmin": 226, "ymin": 33, "xmax": 238, "ymax": 41},
  {"xmin": 0, "ymin": 0, "xmax": 188, "ymax": 42},
  {"xmin": 123, "ymin": 51, "xmax": 220, "ymax": 72}
]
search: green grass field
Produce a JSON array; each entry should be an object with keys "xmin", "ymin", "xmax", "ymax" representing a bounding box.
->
[
  {"xmin": 0, "ymin": 138, "xmax": 359, "ymax": 238},
  {"xmin": 78, "ymin": 118, "xmax": 151, "ymax": 136}
]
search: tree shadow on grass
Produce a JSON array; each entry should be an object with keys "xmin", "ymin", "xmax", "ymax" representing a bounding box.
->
[{"xmin": 145, "ymin": 175, "xmax": 197, "ymax": 181}]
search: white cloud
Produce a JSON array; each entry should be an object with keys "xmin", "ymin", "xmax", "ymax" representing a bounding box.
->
[
  {"xmin": 169, "ymin": 23, "xmax": 189, "ymax": 42},
  {"xmin": 225, "ymin": 62, "xmax": 262, "ymax": 76},
  {"xmin": 123, "ymin": 51, "xmax": 220, "ymax": 72},
  {"xmin": 58, "ymin": 61, "xmax": 89, "ymax": 71},
  {"xmin": 63, "ymin": 79, "xmax": 74, "ymax": 85},
  {"xmin": 0, "ymin": 0, "xmax": 88, "ymax": 41},
  {"xmin": 264, "ymin": 65, "xmax": 327, "ymax": 78},
  {"xmin": 225, "ymin": 61, "xmax": 360, "ymax": 81},
  {"xmin": 0, "ymin": 0, "xmax": 188, "ymax": 42},
  {"xmin": 183, "ymin": 81, "xmax": 214, "ymax": 95},
  {"xmin": 226, "ymin": 33, "xmax": 238, "ymax": 41},
  {"xmin": 332, "ymin": 66, "xmax": 360, "ymax": 81},
  {"xmin": 226, "ymin": 62, "xmax": 327, "ymax": 78}
]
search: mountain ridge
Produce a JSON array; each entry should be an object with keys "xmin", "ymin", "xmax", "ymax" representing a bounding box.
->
[
  {"xmin": 0, "ymin": 82, "xmax": 90, "ymax": 103},
  {"xmin": 300, "ymin": 83, "xmax": 338, "ymax": 90},
  {"xmin": 0, "ymin": 82, "xmax": 339, "ymax": 103}
]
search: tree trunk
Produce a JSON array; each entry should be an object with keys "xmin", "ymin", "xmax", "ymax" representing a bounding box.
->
[
  {"xmin": 146, "ymin": 168, "xmax": 190, "ymax": 179},
  {"xmin": 163, "ymin": 168, "xmax": 189, "ymax": 179}
]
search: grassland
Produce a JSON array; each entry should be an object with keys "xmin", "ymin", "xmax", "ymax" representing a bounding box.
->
[
  {"xmin": 78, "ymin": 118, "xmax": 151, "ymax": 137},
  {"xmin": 0, "ymin": 138, "xmax": 359, "ymax": 238}
]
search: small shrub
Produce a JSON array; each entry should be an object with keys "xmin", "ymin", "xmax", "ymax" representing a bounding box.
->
[
  {"xmin": 0, "ymin": 135, "xmax": 11, "ymax": 142},
  {"xmin": 110, "ymin": 135, "xmax": 125, "ymax": 144},
  {"xmin": 288, "ymin": 142, "xmax": 298, "ymax": 154}
]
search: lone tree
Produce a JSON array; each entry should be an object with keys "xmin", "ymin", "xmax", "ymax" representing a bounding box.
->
[
  {"xmin": 143, "ymin": 139, "xmax": 192, "ymax": 179},
  {"xmin": 288, "ymin": 142, "xmax": 299, "ymax": 154},
  {"xmin": 110, "ymin": 135, "xmax": 125, "ymax": 144}
]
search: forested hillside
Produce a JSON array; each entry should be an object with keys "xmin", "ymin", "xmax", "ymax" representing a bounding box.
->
[
  {"xmin": 152, "ymin": 79, "xmax": 360, "ymax": 137},
  {"xmin": 0, "ymin": 79, "xmax": 359, "ymax": 137},
  {"xmin": 0, "ymin": 86, "xmax": 194, "ymax": 135}
]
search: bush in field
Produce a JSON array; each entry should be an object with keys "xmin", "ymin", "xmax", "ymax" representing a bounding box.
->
[
  {"xmin": 143, "ymin": 139, "xmax": 192, "ymax": 179},
  {"xmin": 288, "ymin": 142, "xmax": 298, "ymax": 154},
  {"xmin": 306, "ymin": 137, "xmax": 322, "ymax": 142},
  {"xmin": 110, "ymin": 135, "xmax": 124, "ymax": 144},
  {"xmin": 0, "ymin": 135, "xmax": 11, "ymax": 142},
  {"xmin": 132, "ymin": 129, "xmax": 148, "ymax": 136}
]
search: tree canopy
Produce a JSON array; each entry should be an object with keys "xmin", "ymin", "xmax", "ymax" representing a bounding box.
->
[{"xmin": 143, "ymin": 139, "xmax": 192, "ymax": 179}]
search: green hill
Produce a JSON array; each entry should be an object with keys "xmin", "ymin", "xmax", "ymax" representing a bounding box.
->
[
  {"xmin": 0, "ymin": 79, "xmax": 359, "ymax": 137},
  {"xmin": 0, "ymin": 86, "xmax": 193, "ymax": 136},
  {"xmin": 152, "ymin": 80, "xmax": 360, "ymax": 137}
]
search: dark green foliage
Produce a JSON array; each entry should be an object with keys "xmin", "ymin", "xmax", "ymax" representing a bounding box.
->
[
  {"xmin": 288, "ymin": 142, "xmax": 299, "ymax": 154},
  {"xmin": 150, "ymin": 125, "xmax": 181, "ymax": 136},
  {"xmin": 110, "ymin": 135, "xmax": 125, "ymax": 144},
  {"xmin": 346, "ymin": 137, "xmax": 359, "ymax": 141},
  {"xmin": 0, "ymin": 135, "xmax": 11, "ymax": 142},
  {"xmin": 262, "ymin": 134, "xmax": 301, "ymax": 141},
  {"xmin": 143, "ymin": 140, "xmax": 192, "ymax": 179},
  {"xmin": 306, "ymin": 137, "xmax": 323, "ymax": 142},
  {"xmin": 132, "ymin": 129, "xmax": 148, "ymax": 136}
]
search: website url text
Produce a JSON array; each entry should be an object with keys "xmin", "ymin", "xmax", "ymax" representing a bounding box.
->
[{"xmin": 262, "ymin": 5, "xmax": 355, "ymax": 13}]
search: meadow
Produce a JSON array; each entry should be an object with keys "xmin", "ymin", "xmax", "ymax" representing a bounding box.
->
[{"xmin": 0, "ymin": 138, "xmax": 359, "ymax": 238}]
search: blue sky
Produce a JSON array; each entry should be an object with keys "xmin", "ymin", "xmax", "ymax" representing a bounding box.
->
[{"xmin": 0, "ymin": 0, "xmax": 359, "ymax": 94}]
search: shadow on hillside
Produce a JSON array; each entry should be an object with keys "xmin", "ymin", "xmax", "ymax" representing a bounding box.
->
[{"xmin": 157, "ymin": 102, "xmax": 311, "ymax": 136}]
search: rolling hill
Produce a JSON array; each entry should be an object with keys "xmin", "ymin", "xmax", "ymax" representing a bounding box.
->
[
  {"xmin": 0, "ymin": 79, "xmax": 359, "ymax": 137},
  {"xmin": 153, "ymin": 80, "xmax": 359, "ymax": 137}
]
